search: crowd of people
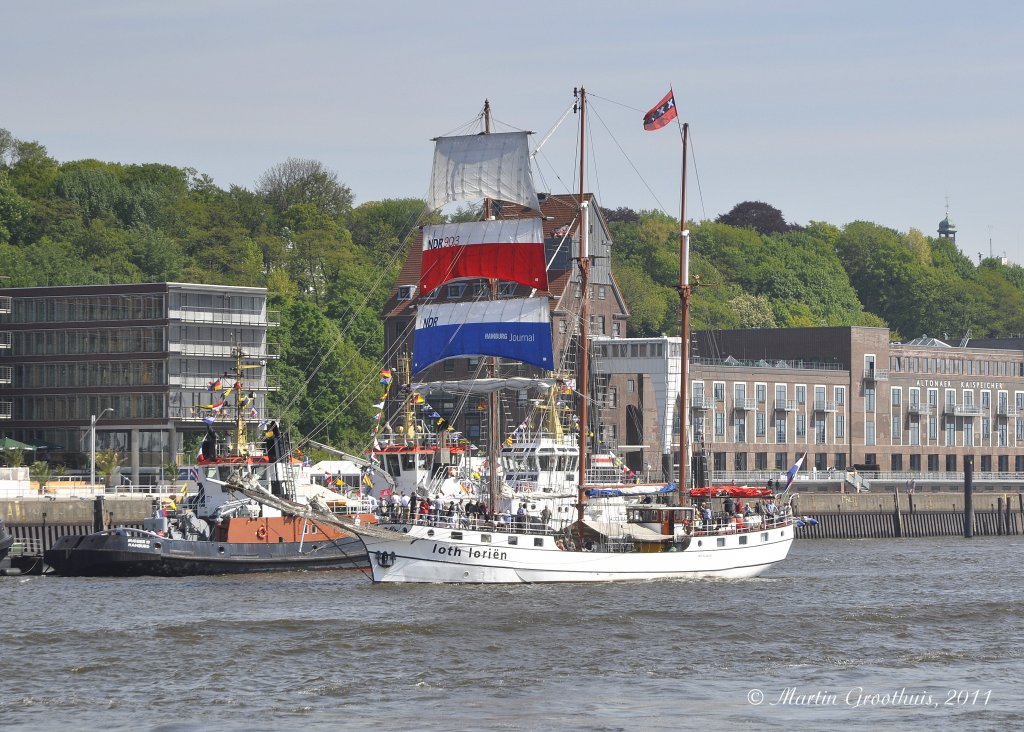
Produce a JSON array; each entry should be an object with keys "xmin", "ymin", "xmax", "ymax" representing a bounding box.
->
[
  {"xmin": 696, "ymin": 494, "xmax": 786, "ymax": 533},
  {"xmin": 372, "ymin": 492, "xmax": 547, "ymax": 532}
]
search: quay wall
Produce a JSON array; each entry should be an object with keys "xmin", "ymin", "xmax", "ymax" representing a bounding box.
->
[
  {"xmin": 790, "ymin": 492, "xmax": 1023, "ymax": 539},
  {"xmin": 4, "ymin": 492, "xmax": 1022, "ymax": 550},
  {"xmin": 1, "ymin": 496, "xmax": 153, "ymax": 551}
]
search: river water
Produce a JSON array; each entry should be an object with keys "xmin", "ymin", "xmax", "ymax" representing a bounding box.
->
[{"xmin": 1, "ymin": 537, "xmax": 1021, "ymax": 731}]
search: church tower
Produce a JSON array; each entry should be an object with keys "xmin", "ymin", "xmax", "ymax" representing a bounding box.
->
[{"xmin": 938, "ymin": 203, "xmax": 956, "ymax": 242}]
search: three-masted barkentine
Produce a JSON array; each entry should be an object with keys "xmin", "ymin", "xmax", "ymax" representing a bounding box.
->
[{"xmin": 344, "ymin": 88, "xmax": 795, "ymax": 583}]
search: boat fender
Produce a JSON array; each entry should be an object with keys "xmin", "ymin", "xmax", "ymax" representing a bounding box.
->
[{"xmin": 256, "ymin": 525, "xmax": 267, "ymax": 540}]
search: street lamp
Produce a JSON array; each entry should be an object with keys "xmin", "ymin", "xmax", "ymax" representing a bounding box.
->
[{"xmin": 90, "ymin": 407, "xmax": 114, "ymax": 487}]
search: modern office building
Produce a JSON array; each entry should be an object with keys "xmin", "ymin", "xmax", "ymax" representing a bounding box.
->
[{"xmin": 0, "ymin": 283, "xmax": 277, "ymax": 484}]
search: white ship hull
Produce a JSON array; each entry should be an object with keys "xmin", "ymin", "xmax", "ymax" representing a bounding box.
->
[{"xmin": 356, "ymin": 521, "xmax": 793, "ymax": 584}]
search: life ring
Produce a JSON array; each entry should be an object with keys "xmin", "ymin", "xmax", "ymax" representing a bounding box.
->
[{"xmin": 256, "ymin": 525, "xmax": 267, "ymax": 540}]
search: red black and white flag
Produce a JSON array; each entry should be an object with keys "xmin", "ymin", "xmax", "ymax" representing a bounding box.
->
[{"xmin": 643, "ymin": 89, "xmax": 678, "ymax": 131}]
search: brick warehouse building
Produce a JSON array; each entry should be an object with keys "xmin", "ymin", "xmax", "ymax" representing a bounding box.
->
[{"xmin": 593, "ymin": 326, "xmax": 1024, "ymax": 483}]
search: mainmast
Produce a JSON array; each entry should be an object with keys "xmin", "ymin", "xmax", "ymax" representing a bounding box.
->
[
  {"xmin": 575, "ymin": 87, "xmax": 590, "ymax": 524},
  {"xmin": 483, "ymin": 98, "xmax": 501, "ymax": 515},
  {"xmin": 677, "ymin": 122, "xmax": 690, "ymax": 505}
]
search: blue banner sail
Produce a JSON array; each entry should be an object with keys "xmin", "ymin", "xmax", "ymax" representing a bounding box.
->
[{"xmin": 412, "ymin": 297, "xmax": 553, "ymax": 373}]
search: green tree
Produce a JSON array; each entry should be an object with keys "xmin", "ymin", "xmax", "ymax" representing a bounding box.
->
[
  {"xmin": 95, "ymin": 448, "xmax": 123, "ymax": 487},
  {"xmin": 716, "ymin": 201, "xmax": 793, "ymax": 235},
  {"xmin": 256, "ymin": 158, "xmax": 354, "ymax": 219}
]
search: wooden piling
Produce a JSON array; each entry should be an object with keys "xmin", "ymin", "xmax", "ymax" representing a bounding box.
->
[{"xmin": 964, "ymin": 456, "xmax": 974, "ymax": 538}]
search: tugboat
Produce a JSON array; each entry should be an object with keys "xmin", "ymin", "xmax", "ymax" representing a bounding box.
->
[{"xmin": 44, "ymin": 348, "xmax": 372, "ymax": 577}]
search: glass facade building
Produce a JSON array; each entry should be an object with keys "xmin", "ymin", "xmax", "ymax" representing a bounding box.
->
[{"xmin": 0, "ymin": 283, "xmax": 277, "ymax": 484}]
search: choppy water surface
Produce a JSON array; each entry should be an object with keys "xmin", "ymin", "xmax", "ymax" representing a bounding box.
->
[{"xmin": 1, "ymin": 537, "xmax": 1021, "ymax": 731}]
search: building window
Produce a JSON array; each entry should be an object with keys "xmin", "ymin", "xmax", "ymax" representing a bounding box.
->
[
  {"xmin": 734, "ymin": 452, "xmax": 747, "ymax": 471},
  {"xmin": 834, "ymin": 453, "xmax": 846, "ymax": 470},
  {"xmin": 892, "ymin": 415, "xmax": 901, "ymax": 440},
  {"xmin": 597, "ymin": 285, "xmax": 606, "ymax": 299},
  {"xmin": 909, "ymin": 454, "xmax": 921, "ymax": 471},
  {"xmin": 946, "ymin": 420, "xmax": 956, "ymax": 446},
  {"xmin": 754, "ymin": 452, "xmax": 767, "ymax": 470},
  {"xmin": 865, "ymin": 386, "xmax": 876, "ymax": 413},
  {"xmin": 713, "ymin": 452, "xmax": 726, "ymax": 472},
  {"xmin": 964, "ymin": 422, "xmax": 974, "ymax": 446},
  {"xmin": 775, "ymin": 452, "xmax": 787, "ymax": 470},
  {"xmin": 775, "ymin": 416, "xmax": 786, "ymax": 443},
  {"xmin": 611, "ymin": 321, "xmax": 620, "ymax": 336},
  {"xmin": 891, "ymin": 388, "xmax": 901, "ymax": 407},
  {"xmin": 928, "ymin": 454, "xmax": 939, "ymax": 471},
  {"xmin": 865, "ymin": 420, "xmax": 875, "ymax": 446},
  {"xmin": 836, "ymin": 415, "xmax": 845, "ymax": 439},
  {"xmin": 714, "ymin": 412, "xmax": 725, "ymax": 437},
  {"xmin": 734, "ymin": 416, "xmax": 746, "ymax": 443},
  {"xmin": 756, "ymin": 383, "xmax": 766, "ymax": 403},
  {"xmin": 891, "ymin": 454, "xmax": 903, "ymax": 471},
  {"xmin": 796, "ymin": 385, "xmax": 806, "ymax": 405},
  {"xmin": 947, "ymin": 454, "xmax": 957, "ymax": 472},
  {"xmin": 713, "ymin": 382, "xmax": 725, "ymax": 402},
  {"xmin": 627, "ymin": 379, "xmax": 635, "ymax": 393},
  {"xmin": 981, "ymin": 455, "xmax": 992, "ymax": 472},
  {"xmin": 835, "ymin": 386, "xmax": 845, "ymax": 406},
  {"xmin": 607, "ymin": 386, "xmax": 618, "ymax": 409},
  {"xmin": 756, "ymin": 412, "xmax": 766, "ymax": 438},
  {"xmin": 796, "ymin": 414, "xmax": 806, "ymax": 438}
]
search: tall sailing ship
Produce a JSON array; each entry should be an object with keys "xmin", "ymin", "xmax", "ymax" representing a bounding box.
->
[{"xmin": 342, "ymin": 88, "xmax": 796, "ymax": 583}]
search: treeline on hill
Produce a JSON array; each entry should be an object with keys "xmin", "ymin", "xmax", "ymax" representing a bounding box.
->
[{"xmin": 4, "ymin": 130, "xmax": 1024, "ymax": 449}]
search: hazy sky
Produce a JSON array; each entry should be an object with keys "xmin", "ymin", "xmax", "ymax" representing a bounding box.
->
[{"xmin": 5, "ymin": 1, "xmax": 1022, "ymax": 262}]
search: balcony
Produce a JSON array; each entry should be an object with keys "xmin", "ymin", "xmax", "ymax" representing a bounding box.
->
[
  {"xmin": 733, "ymin": 397, "xmax": 756, "ymax": 411},
  {"xmin": 945, "ymin": 403, "xmax": 982, "ymax": 417},
  {"xmin": 168, "ymin": 306, "xmax": 279, "ymax": 328},
  {"xmin": 0, "ymin": 400, "xmax": 10, "ymax": 419},
  {"xmin": 907, "ymin": 403, "xmax": 933, "ymax": 415},
  {"xmin": 0, "ymin": 296, "xmax": 10, "ymax": 314},
  {"xmin": 0, "ymin": 331, "xmax": 10, "ymax": 350},
  {"xmin": 168, "ymin": 341, "xmax": 279, "ymax": 359},
  {"xmin": 168, "ymin": 375, "xmax": 279, "ymax": 391},
  {"xmin": 774, "ymin": 399, "xmax": 797, "ymax": 412},
  {"xmin": 813, "ymin": 400, "xmax": 837, "ymax": 413},
  {"xmin": 864, "ymin": 368, "xmax": 889, "ymax": 381},
  {"xmin": 0, "ymin": 365, "xmax": 10, "ymax": 384},
  {"xmin": 690, "ymin": 396, "xmax": 713, "ymax": 410},
  {"xmin": 997, "ymin": 404, "xmax": 1019, "ymax": 417}
]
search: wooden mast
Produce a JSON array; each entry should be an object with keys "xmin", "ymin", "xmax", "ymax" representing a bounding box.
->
[
  {"xmin": 483, "ymin": 99, "xmax": 501, "ymax": 515},
  {"xmin": 677, "ymin": 121, "xmax": 690, "ymax": 505},
  {"xmin": 575, "ymin": 87, "xmax": 590, "ymax": 524}
]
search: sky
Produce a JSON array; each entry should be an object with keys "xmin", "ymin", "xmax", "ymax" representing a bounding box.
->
[{"xmin": 4, "ymin": 1, "xmax": 1023, "ymax": 263}]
